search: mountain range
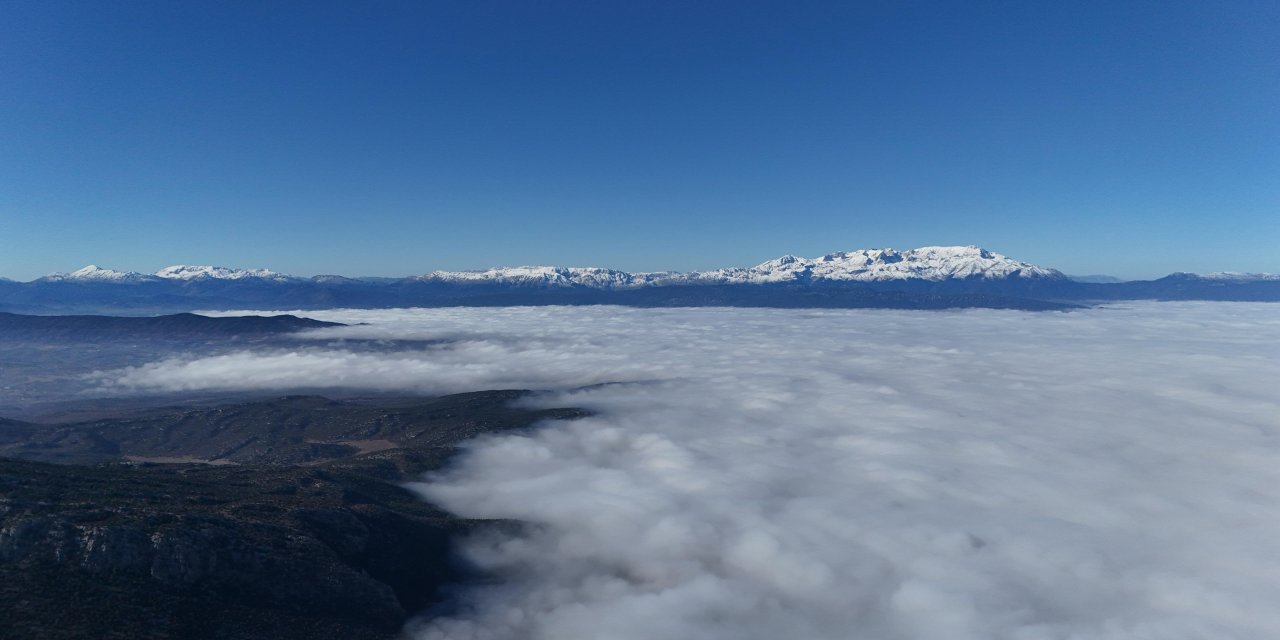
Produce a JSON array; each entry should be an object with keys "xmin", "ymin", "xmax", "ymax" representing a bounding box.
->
[{"xmin": 2, "ymin": 246, "xmax": 1276, "ymax": 313}]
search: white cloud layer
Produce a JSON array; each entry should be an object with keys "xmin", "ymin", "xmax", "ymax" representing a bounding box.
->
[{"xmin": 102, "ymin": 303, "xmax": 1280, "ymax": 639}]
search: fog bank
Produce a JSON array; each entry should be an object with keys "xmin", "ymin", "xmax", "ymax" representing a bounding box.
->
[{"xmin": 100, "ymin": 303, "xmax": 1280, "ymax": 639}]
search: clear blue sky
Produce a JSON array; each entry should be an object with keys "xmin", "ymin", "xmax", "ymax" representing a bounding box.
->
[{"xmin": 1, "ymin": 1, "xmax": 1276, "ymax": 280}]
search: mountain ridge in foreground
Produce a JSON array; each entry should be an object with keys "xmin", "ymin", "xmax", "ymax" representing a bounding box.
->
[
  {"xmin": 0, "ymin": 391, "xmax": 587, "ymax": 640},
  {"xmin": 2, "ymin": 245, "xmax": 1276, "ymax": 313},
  {"xmin": 0, "ymin": 312, "xmax": 339, "ymax": 340}
]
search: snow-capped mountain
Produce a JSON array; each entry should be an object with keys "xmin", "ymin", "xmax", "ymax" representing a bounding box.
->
[
  {"xmin": 42, "ymin": 265, "xmax": 158, "ymax": 283},
  {"xmin": 421, "ymin": 246, "xmax": 1063, "ymax": 288},
  {"xmin": 1193, "ymin": 272, "xmax": 1280, "ymax": 282},
  {"xmin": 689, "ymin": 246, "xmax": 1062, "ymax": 285},
  {"xmin": 421, "ymin": 266, "xmax": 680, "ymax": 288},
  {"xmin": 7, "ymin": 246, "xmax": 1277, "ymax": 313},
  {"xmin": 154, "ymin": 265, "xmax": 294, "ymax": 281},
  {"xmin": 42, "ymin": 264, "xmax": 294, "ymax": 283},
  {"xmin": 28, "ymin": 249, "xmax": 1274, "ymax": 291}
]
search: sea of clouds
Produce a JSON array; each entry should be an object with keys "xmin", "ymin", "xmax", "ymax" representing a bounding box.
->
[{"xmin": 97, "ymin": 303, "xmax": 1280, "ymax": 639}]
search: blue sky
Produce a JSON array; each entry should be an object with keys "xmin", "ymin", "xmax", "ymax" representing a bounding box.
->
[{"xmin": 1, "ymin": 1, "xmax": 1276, "ymax": 280}]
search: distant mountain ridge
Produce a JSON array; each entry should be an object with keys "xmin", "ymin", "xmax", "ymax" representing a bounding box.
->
[
  {"xmin": 1190, "ymin": 272, "xmax": 1280, "ymax": 282},
  {"xmin": 41, "ymin": 264, "xmax": 296, "ymax": 283},
  {"xmin": 35, "ymin": 246, "xmax": 1064, "ymax": 288},
  {"xmin": 2, "ymin": 245, "xmax": 1276, "ymax": 313},
  {"xmin": 420, "ymin": 246, "xmax": 1063, "ymax": 288}
]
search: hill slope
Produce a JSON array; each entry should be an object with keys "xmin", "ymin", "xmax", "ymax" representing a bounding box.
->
[{"xmin": 0, "ymin": 391, "xmax": 585, "ymax": 640}]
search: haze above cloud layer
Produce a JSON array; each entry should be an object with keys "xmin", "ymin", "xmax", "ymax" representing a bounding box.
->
[{"xmin": 96, "ymin": 303, "xmax": 1280, "ymax": 639}]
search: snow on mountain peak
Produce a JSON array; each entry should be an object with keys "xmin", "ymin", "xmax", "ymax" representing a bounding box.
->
[
  {"xmin": 154, "ymin": 265, "xmax": 292, "ymax": 281},
  {"xmin": 420, "ymin": 246, "xmax": 1062, "ymax": 289},
  {"xmin": 1196, "ymin": 271, "xmax": 1280, "ymax": 282},
  {"xmin": 37, "ymin": 264, "xmax": 293, "ymax": 283},
  {"xmin": 45, "ymin": 265, "xmax": 154, "ymax": 283},
  {"xmin": 422, "ymin": 266, "xmax": 674, "ymax": 288},
  {"xmin": 701, "ymin": 245, "xmax": 1061, "ymax": 284},
  {"xmin": 28, "ymin": 246, "xmax": 1063, "ymax": 288},
  {"xmin": 72, "ymin": 265, "xmax": 130, "ymax": 280}
]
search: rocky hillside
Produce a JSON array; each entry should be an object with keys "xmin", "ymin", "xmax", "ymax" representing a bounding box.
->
[{"xmin": 0, "ymin": 391, "xmax": 584, "ymax": 640}]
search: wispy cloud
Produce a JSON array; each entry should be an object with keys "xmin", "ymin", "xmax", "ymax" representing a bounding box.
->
[{"xmin": 101, "ymin": 303, "xmax": 1280, "ymax": 638}]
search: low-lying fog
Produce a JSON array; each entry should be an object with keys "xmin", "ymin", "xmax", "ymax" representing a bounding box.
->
[{"xmin": 98, "ymin": 303, "xmax": 1280, "ymax": 638}]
